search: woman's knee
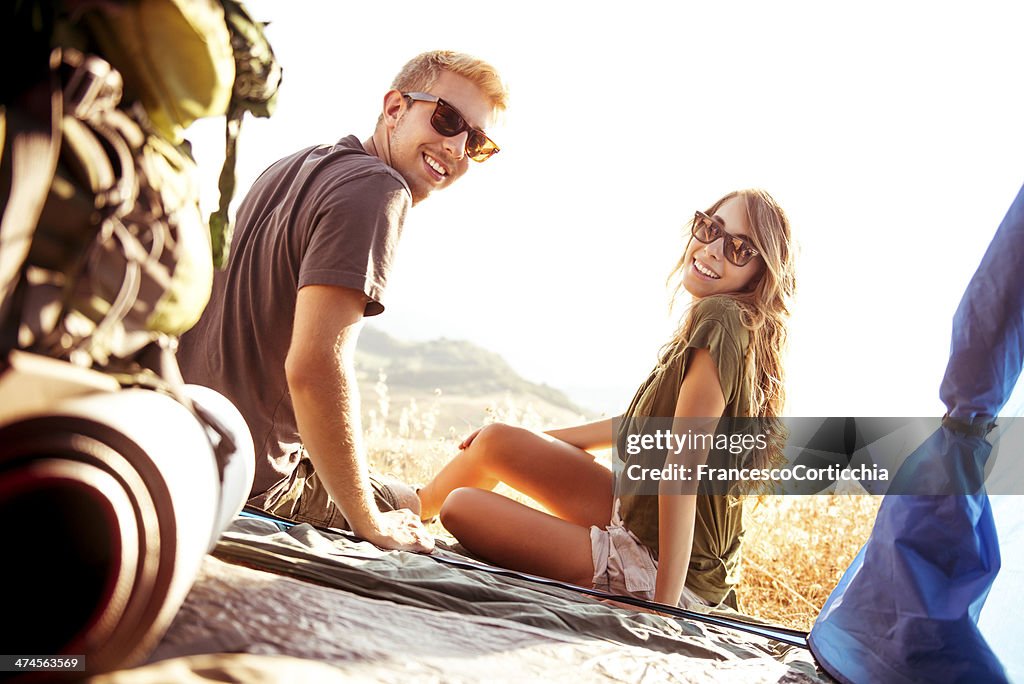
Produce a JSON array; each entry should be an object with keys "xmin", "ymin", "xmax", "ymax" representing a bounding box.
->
[
  {"xmin": 438, "ymin": 487, "xmax": 483, "ymax": 534},
  {"xmin": 471, "ymin": 422, "xmax": 531, "ymax": 461}
]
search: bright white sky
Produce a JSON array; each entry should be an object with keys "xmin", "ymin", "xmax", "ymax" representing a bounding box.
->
[{"xmin": 188, "ymin": 0, "xmax": 1024, "ymax": 418}]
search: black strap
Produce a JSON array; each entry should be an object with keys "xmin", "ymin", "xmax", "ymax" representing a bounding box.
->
[
  {"xmin": 0, "ymin": 50, "xmax": 62, "ymax": 359},
  {"xmin": 942, "ymin": 413, "xmax": 997, "ymax": 438},
  {"xmin": 209, "ymin": 0, "xmax": 282, "ymax": 268}
]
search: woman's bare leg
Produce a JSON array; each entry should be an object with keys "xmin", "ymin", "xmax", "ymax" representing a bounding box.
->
[
  {"xmin": 418, "ymin": 423, "xmax": 613, "ymax": 526},
  {"xmin": 440, "ymin": 487, "xmax": 596, "ymax": 587}
]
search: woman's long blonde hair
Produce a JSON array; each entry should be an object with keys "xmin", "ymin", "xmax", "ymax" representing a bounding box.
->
[{"xmin": 668, "ymin": 189, "xmax": 796, "ymax": 472}]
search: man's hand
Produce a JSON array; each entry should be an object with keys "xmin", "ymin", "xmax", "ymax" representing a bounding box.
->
[{"xmin": 354, "ymin": 508, "xmax": 435, "ymax": 553}]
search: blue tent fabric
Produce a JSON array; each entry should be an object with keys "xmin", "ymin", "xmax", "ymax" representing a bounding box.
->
[
  {"xmin": 940, "ymin": 182, "xmax": 1024, "ymax": 420},
  {"xmin": 808, "ymin": 182, "xmax": 1024, "ymax": 684},
  {"xmin": 808, "ymin": 434, "xmax": 1004, "ymax": 683}
]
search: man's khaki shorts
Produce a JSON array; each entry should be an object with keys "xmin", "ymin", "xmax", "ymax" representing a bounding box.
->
[{"xmin": 257, "ymin": 457, "xmax": 409, "ymax": 530}]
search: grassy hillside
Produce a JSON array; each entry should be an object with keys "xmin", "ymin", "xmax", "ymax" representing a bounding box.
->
[{"xmin": 355, "ymin": 326, "xmax": 595, "ymax": 435}]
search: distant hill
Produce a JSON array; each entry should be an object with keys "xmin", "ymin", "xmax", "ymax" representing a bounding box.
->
[{"xmin": 355, "ymin": 327, "xmax": 593, "ymax": 432}]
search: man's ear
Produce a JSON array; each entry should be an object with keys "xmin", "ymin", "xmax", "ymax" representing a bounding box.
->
[{"xmin": 381, "ymin": 89, "xmax": 407, "ymax": 130}]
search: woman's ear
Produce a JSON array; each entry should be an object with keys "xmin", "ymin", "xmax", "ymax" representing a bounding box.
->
[{"xmin": 381, "ymin": 89, "xmax": 407, "ymax": 130}]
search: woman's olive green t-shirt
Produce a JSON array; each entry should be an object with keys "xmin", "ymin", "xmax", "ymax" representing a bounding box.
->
[{"xmin": 616, "ymin": 295, "xmax": 751, "ymax": 608}]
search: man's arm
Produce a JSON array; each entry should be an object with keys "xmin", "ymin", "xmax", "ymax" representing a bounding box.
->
[{"xmin": 285, "ymin": 284, "xmax": 432, "ymax": 552}]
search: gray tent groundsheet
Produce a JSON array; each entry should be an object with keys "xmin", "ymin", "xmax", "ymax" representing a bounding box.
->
[{"xmin": 89, "ymin": 516, "xmax": 830, "ymax": 683}]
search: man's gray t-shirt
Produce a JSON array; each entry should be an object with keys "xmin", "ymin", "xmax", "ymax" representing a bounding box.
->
[{"xmin": 178, "ymin": 135, "xmax": 411, "ymax": 499}]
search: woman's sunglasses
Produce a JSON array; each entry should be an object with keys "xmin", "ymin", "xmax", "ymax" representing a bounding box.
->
[
  {"xmin": 691, "ymin": 210, "xmax": 761, "ymax": 267},
  {"xmin": 403, "ymin": 92, "xmax": 499, "ymax": 162}
]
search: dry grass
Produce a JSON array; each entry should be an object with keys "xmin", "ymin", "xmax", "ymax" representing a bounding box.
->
[
  {"xmin": 738, "ymin": 495, "xmax": 881, "ymax": 631},
  {"xmin": 363, "ymin": 378, "xmax": 882, "ymax": 632}
]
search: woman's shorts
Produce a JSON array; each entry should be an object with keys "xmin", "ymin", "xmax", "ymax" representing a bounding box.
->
[{"xmin": 590, "ymin": 503, "xmax": 710, "ymax": 610}]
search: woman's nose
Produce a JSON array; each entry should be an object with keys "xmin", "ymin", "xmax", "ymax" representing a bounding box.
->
[{"xmin": 704, "ymin": 237, "xmax": 725, "ymax": 259}]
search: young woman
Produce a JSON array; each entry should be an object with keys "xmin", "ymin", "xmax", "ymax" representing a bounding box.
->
[{"xmin": 417, "ymin": 189, "xmax": 796, "ymax": 610}]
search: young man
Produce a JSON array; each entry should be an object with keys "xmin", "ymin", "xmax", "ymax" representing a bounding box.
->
[{"xmin": 178, "ymin": 51, "xmax": 508, "ymax": 553}]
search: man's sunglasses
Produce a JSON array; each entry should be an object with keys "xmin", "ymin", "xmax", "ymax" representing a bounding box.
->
[
  {"xmin": 691, "ymin": 210, "xmax": 761, "ymax": 267},
  {"xmin": 403, "ymin": 92, "xmax": 499, "ymax": 162}
]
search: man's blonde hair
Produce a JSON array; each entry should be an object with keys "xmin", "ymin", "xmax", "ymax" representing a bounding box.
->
[{"xmin": 391, "ymin": 50, "xmax": 509, "ymax": 114}]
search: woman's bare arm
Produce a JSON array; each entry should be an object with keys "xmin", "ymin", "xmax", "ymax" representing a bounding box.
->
[
  {"xmin": 545, "ymin": 418, "xmax": 616, "ymax": 451},
  {"xmin": 654, "ymin": 348, "xmax": 726, "ymax": 607}
]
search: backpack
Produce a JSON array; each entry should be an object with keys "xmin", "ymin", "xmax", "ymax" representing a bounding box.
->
[{"xmin": 0, "ymin": 0, "xmax": 281, "ymax": 375}]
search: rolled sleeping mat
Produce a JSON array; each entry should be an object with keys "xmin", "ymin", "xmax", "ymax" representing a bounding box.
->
[
  {"xmin": 0, "ymin": 360, "xmax": 254, "ymax": 678},
  {"xmin": 182, "ymin": 384, "xmax": 257, "ymax": 540}
]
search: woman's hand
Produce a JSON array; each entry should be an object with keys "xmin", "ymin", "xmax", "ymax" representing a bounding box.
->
[{"xmin": 459, "ymin": 427, "xmax": 484, "ymax": 450}]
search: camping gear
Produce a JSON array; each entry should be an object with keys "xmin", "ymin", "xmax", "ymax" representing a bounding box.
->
[
  {"xmin": 0, "ymin": 0, "xmax": 280, "ymax": 373},
  {"xmin": 8, "ymin": 46, "xmax": 217, "ymax": 365},
  {"xmin": 0, "ymin": 1, "xmax": 277, "ymax": 677},
  {"xmin": 124, "ymin": 514, "xmax": 830, "ymax": 682},
  {"xmin": 210, "ymin": 0, "xmax": 283, "ymax": 267},
  {"xmin": 808, "ymin": 182, "xmax": 1024, "ymax": 683},
  {"xmin": 0, "ymin": 351, "xmax": 254, "ymax": 675},
  {"xmin": 238, "ymin": 505, "xmax": 810, "ymax": 648}
]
